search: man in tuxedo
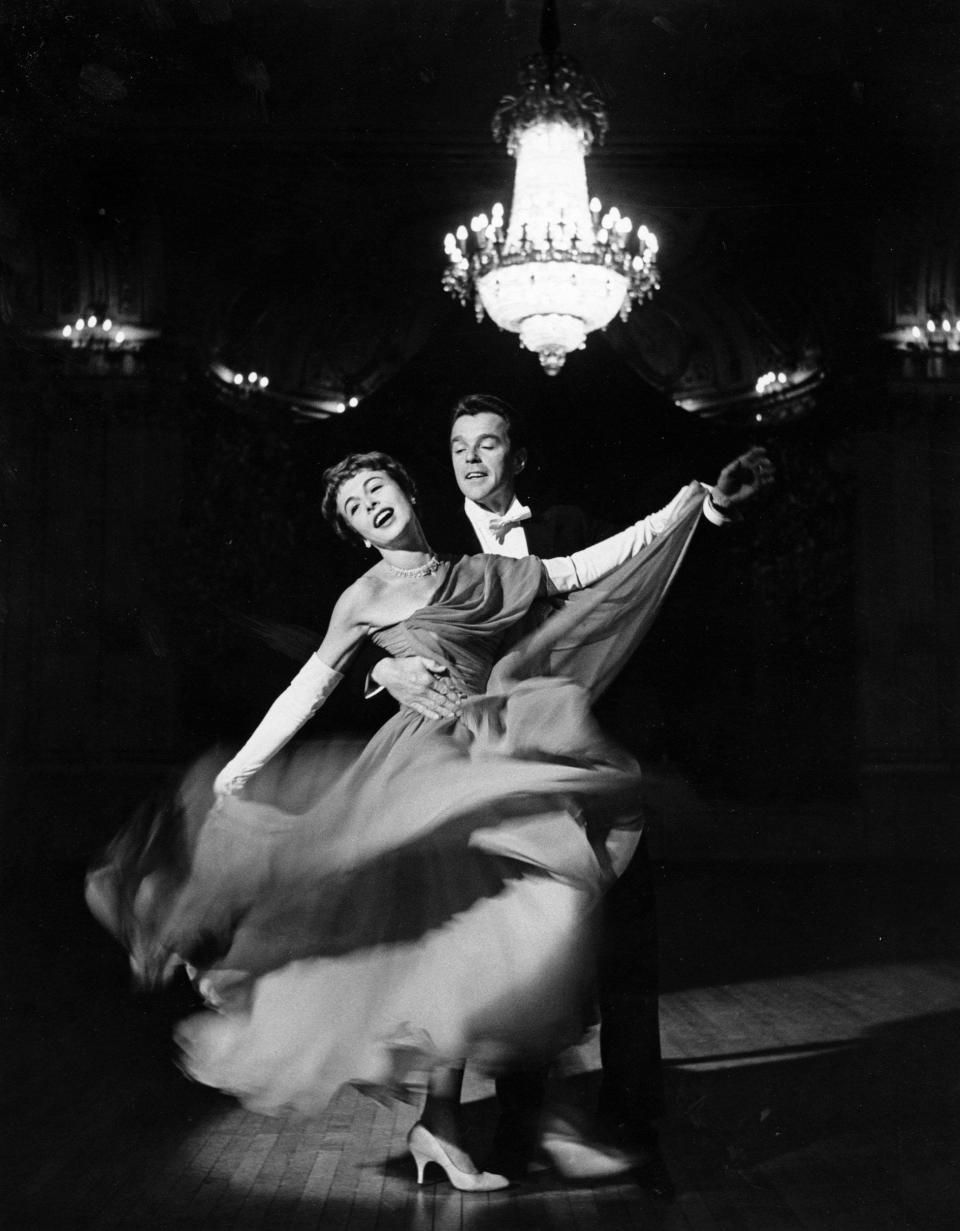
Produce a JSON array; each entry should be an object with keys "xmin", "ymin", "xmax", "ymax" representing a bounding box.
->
[
  {"xmin": 366, "ymin": 394, "xmax": 771, "ymax": 1191},
  {"xmin": 366, "ymin": 396, "xmax": 621, "ymax": 719}
]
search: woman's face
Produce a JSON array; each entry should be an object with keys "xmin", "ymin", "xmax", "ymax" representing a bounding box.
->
[{"xmin": 336, "ymin": 469, "xmax": 416, "ymax": 548}]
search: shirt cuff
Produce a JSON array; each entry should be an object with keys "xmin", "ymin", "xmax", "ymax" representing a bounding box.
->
[
  {"xmin": 701, "ymin": 485, "xmax": 735, "ymax": 526},
  {"xmin": 364, "ymin": 669, "xmax": 386, "ymax": 700}
]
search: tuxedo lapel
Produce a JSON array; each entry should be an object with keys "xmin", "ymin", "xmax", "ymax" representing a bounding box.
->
[
  {"xmin": 525, "ymin": 508, "xmax": 594, "ymax": 557},
  {"xmin": 461, "ymin": 507, "xmax": 563, "ymax": 558},
  {"xmin": 432, "ymin": 503, "xmax": 585, "ymax": 558},
  {"xmin": 452, "ymin": 509, "xmax": 484, "ymax": 555},
  {"xmin": 523, "ymin": 513, "xmax": 560, "ymax": 559}
]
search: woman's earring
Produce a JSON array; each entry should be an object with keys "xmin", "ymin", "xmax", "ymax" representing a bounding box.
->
[{"xmin": 363, "ymin": 539, "xmax": 372, "ymax": 549}]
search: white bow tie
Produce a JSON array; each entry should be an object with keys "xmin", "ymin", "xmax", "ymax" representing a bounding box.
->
[{"xmin": 488, "ymin": 505, "xmax": 532, "ymax": 543}]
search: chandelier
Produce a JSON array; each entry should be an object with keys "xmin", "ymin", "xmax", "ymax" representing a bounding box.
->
[
  {"xmin": 37, "ymin": 303, "xmax": 158, "ymax": 375},
  {"xmin": 59, "ymin": 308, "xmax": 140, "ymax": 352},
  {"xmin": 442, "ymin": 3, "xmax": 659, "ymax": 375},
  {"xmin": 882, "ymin": 305, "xmax": 959, "ymax": 379},
  {"xmin": 906, "ymin": 312, "xmax": 960, "ymax": 354}
]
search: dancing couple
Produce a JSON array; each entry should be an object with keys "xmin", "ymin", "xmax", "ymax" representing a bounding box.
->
[{"xmin": 87, "ymin": 396, "xmax": 772, "ymax": 1192}]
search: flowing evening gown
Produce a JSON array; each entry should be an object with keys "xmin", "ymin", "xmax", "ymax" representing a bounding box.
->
[{"xmin": 87, "ymin": 488, "xmax": 703, "ymax": 1118}]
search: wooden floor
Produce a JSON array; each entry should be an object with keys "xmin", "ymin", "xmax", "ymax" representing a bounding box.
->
[{"xmin": 4, "ymin": 861, "xmax": 959, "ymax": 1230}]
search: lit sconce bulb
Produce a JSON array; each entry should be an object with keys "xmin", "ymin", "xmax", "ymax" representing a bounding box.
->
[
  {"xmin": 348, "ymin": 396, "xmax": 359, "ymax": 408},
  {"xmin": 444, "ymin": 232, "xmax": 456, "ymax": 249},
  {"xmin": 233, "ymin": 373, "xmax": 243, "ymax": 385},
  {"xmin": 103, "ymin": 318, "xmax": 113, "ymax": 331},
  {"xmin": 477, "ymin": 213, "xmax": 489, "ymax": 231},
  {"xmin": 620, "ymin": 217, "xmax": 632, "ymax": 233},
  {"xmin": 632, "ymin": 255, "xmax": 643, "ymax": 270},
  {"xmin": 258, "ymin": 376, "xmax": 269, "ymax": 389},
  {"xmin": 589, "ymin": 197, "xmax": 601, "ymax": 214},
  {"xmin": 492, "ymin": 202, "xmax": 504, "ymax": 219},
  {"xmin": 248, "ymin": 372, "xmax": 258, "ymax": 383},
  {"xmin": 598, "ymin": 228, "xmax": 608, "ymax": 243},
  {"xmin": 114, "ymin": 330, "xmax": 126, "ymax": 343},
  {"xmin": 456, "ymin": 225, "xmax": 468, "ymax": 242},
  {"xmin": 470, "ymin": 216, "xmax": 481, "ymax": 232},
  {"xmin": 76, "ymin": 318, "xmax": 85, "ymax": 330},
  {"xmin": 337, "ymin": 402, "xmax": 346, "ymax": 413},
  {"xmin": 608, "ymin": 207, "xmax": 621, "ymax": 223},
  {"xmin": 87, "ymin": 315, "xmax": 97, "ymax": 328},
  {"xmin": 778, "ymin": 372, "xmax": 786, "ymax": 383},
  {"xmin": 648, "ymin": 234, "xmax": 659, "ymax": 253},
  {"xmin": 756, "ymin": 371, "xmax": 777, "ymax": 394},
  {"xmin": 62, "ymin": 324, "xmax": 73, "ymax": 337},
  {"xmin": 600, "ymin": 213, "xmax": 612, "ymax": 230},
  {"xmin": 756, "ymin": 413, "xmax": 763, "ymax": 422},
  {"xmin": 927, "ymin": 319, "xmax": 936, "ymax": 332},
  {"xmin": 912, "ymin": 325, "xmax": 922, "ymax": 338},
  {"xmin": 943, "ymin": 319, "xmax": 951, "ymax": 331}
]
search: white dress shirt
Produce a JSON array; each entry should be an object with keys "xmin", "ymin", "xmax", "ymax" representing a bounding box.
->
[{"xmin": 463, "ymin": 495, "xmax": 531, "ymax": 558}]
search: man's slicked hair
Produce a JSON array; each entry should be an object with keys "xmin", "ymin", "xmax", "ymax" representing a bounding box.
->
[{"xmin": 449, "ymin": 393, "xmax": 527, "ymax": 454}]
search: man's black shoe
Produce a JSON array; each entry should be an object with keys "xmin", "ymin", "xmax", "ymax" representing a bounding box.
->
[{"xmin": 631, "ymin": 1148, "xmax": 676, "ymax": 1200}]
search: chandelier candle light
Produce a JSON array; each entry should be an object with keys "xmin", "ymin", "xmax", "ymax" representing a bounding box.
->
[{"xmin": 443, "ymin": 8, "xmax": 659, "ymax": 374}]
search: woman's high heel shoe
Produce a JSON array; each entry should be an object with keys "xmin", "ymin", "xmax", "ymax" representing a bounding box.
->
[{"xmin": 407, "ymin": 1123, "xmax": 510, "ymax": 1192}]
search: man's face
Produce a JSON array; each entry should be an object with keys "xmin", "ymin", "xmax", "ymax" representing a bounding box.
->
[{"xmin": 449, "ymin": 411, "xmax": 525, "ymax": 512}]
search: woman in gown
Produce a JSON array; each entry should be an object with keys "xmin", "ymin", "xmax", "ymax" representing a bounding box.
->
[{"xmin": 86, "ymin": 447, "xmax": 767, "ymax": 1190}]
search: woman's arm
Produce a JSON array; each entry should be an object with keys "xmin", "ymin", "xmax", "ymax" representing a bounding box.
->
[{"xmin": 213, "ymin": 588, "xmax": 367, "ymax": 797}]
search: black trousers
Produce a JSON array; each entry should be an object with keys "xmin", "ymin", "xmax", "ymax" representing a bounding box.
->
[
  {"xmin": 596, "ymin": 831, "xmax": 665, "ymax": 1145},
  {"xmin": 494, "ymin": 832, "xmax": 664, "ymax": 1152}
]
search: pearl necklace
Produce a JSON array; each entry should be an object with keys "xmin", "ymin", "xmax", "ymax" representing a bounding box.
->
[{"xmin": 385, "ymin": 554, "xmax": 442, "ymax": 580}]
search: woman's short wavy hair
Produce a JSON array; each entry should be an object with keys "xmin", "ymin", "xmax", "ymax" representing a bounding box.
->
[{"xmin": 320, "ymin": 451, "xmax": 418, "ymax": 541}]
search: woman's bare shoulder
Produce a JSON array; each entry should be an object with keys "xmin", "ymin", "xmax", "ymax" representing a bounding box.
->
[{"xmin": 333, "ymin": 570, "xmax": 385, "ymax": 625}]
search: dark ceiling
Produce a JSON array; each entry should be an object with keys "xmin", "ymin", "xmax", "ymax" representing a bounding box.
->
[
  {"xmin": 1, "ymin": 0, "xmax": 958, "ymax": 415},
  {"xmin": 5, "ymin": 0, "xmax": 959, "ymax": 147}
]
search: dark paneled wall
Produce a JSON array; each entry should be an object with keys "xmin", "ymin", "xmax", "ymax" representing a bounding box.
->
[
  {"xmin": 3, "ymin": 376, "xmax": 184, "ymax": 860},
  {"xmin": 853, "ymin": 379, "xmax": 960, "ymax": 856}
]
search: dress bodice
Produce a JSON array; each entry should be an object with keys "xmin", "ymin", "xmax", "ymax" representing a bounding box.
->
[{"xmin": 369, "ymin": 554, "xmax": 545, "ymax": 695}]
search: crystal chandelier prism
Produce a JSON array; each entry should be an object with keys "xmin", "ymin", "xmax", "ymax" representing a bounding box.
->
[{"xmin": 442, "ymin": 7, "xmax": 659, "ymax": 375}]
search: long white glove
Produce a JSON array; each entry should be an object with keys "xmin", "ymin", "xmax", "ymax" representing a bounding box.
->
[
  {"xmin": 213, "ymin": 653, "xmax": 344, "ymax": 796},
  {"xmin": 542, "ymin": 481, "xmax": 727, "ymax": 593}
]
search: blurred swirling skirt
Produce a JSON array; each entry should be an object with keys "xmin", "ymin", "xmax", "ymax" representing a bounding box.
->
[
  {"xmin": 88, "ymin": 679, "xmax": 643, "ymax": 1117},
  {"xmin": 87, "ymin": 496, "xmax": 703, "ymax": 1117}
]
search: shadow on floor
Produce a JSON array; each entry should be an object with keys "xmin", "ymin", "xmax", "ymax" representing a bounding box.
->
[
  {"xmin": 656, "ymin": 859, "xmax": 960, "ymax": 991},
  {"xmin": 3, "ymin": 860, "xmax": 959, "ymax": 1229}
]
